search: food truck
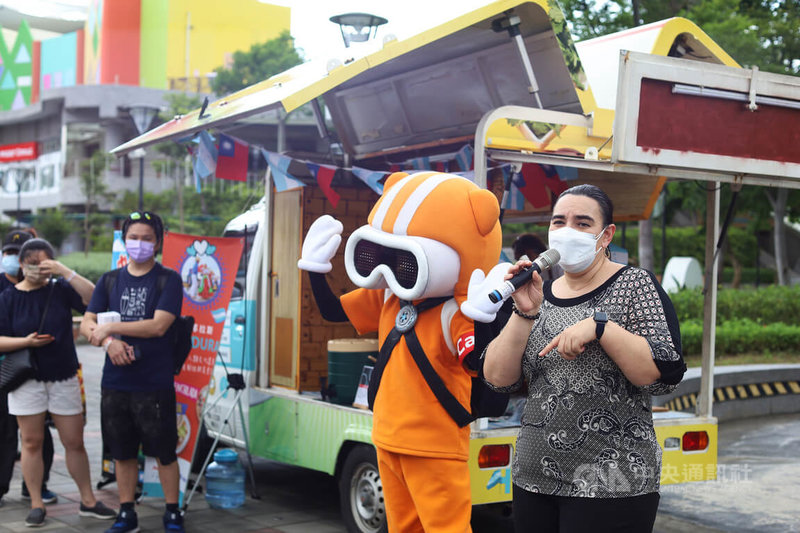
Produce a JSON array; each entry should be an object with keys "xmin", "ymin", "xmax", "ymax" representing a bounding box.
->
[{"xmin": 112, "ymin": 2, "xmax": 800, "ymax": 531}]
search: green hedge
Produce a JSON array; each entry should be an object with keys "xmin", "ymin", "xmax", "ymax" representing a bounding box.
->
[
  {"xmin": 669, "ymin": 285, "xmax": 800, "ymax": 324},
  {"xmin": 60, "ymin": 252, "xmax": 114, "ymax": 284},
  {"xmin": 612, "ymin": 225, "xmax": 764, "ymax": 275},
  {"xmin": 680, "ymin": 318, "xmax": 800, "ymax": 355}
]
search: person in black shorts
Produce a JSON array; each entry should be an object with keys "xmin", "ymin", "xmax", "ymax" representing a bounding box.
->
[{"xmin": 81, "ymin": 212, "xmax": 184, "ymax": 533}]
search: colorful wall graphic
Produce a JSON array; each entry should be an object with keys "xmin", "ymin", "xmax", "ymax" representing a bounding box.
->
[
  {"xmin": 0, "ymin": 0, "xmax": 291, "ymax": 108},
  {"xmin": 0, "ymin": 20, "xmax": 33, "ymax": 110},
  {"xmin": 84, "ymin": 0, "xmax": 103, "ymax": 85},
  {"xmin": 40, "ymin": 32, "xmax": 79, "ymax": 90}
]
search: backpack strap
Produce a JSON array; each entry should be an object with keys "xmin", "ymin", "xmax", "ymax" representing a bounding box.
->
[
  {"xmin": 104, "ymin": 269, "xmax": 122, "ymax": 303},
  {"xmin": 404, "ymin": 327, "xmax": 474, "ymax": 427},
  {"xmin": 368, "ymin": 296, "xmax": 452, "ymax": 412}
]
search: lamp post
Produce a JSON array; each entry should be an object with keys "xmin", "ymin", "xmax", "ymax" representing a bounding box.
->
[
  {"xmin": 329, "ymin": 13, "xmax": 388, "ymax": 48},
  {"xmin": 14, "ymin": 169, "xmax": 23, "ymax": 228},
  {"xmin": 127, "ymin": 105, "xmax": 160, "ymax": 211},
  {"xmin": 128, "ymin": 148, "xmax": 147, "ymax": 211}
]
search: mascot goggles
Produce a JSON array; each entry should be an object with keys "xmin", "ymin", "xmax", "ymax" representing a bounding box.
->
[
  {"xmin": 353, "ymin": 240, "xmax": 419, "ymax": 289},
  {"xmin": 344, "ymin": 225, "xmax": 460, "ymax": 301}
]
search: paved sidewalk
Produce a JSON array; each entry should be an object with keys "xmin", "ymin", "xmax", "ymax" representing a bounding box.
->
[
  {"xmin": 2, "ymin": 344, "xmax": 798, "ymax": 532},
  {"xmin": 0, "ymin": 344, "xmax": 347, "ymax": 533}
]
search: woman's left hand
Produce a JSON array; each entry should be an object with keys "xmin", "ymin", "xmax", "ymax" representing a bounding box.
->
[
  {"xmin": 38, "ymin": 259, "xmax": 69, "ymax": 278},
  {"xmin": 90, "ymin": 323, "xmax": 113, "ymax": 345},
  {"xmin": 539, "ymin": 317, "xmax": 596, "ymax": 360}
]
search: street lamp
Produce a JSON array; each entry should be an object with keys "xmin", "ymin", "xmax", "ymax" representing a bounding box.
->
[
  {"xmin": 127, "ymin": 104, "xmax": 160, "ymax": 211},
  {"xmin": 329, "ymin": 13, "xmax": 388, "ymax": 48}
]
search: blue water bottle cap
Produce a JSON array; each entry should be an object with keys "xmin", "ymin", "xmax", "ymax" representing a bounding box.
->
[{"xmin": 213, "ymin": 448, "xmax": 239, "ymax": 462}]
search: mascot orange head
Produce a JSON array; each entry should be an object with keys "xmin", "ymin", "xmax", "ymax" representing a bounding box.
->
[{"xmin": 344, "ymin": 172, "xmax": 501, "ymax": 302}]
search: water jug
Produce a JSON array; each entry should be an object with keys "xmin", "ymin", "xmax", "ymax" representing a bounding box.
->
[{"xmin": 205, "ymin": 449, "xmax": 245, "ymax": 509}]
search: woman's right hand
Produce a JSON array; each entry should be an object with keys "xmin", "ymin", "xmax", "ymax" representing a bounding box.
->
[
  {"xmin": 106, "ymin": 339, "xmax": 136, "ymax": 366},
  {"xmin": 507, "ymin": 259, "xmax": 544, "ymax": 314},
  {"xmin": 26, "ymin": 332, "xmax": 55, "ymax": 348}
]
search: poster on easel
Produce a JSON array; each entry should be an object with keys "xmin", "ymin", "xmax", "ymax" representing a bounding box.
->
[{"xmin": 141, "ymin": 232, "xmax": 243, "ymax": 504}]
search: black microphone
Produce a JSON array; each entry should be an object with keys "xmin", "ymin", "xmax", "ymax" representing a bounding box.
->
[{"xmin": 487, "ymin": 249, "xmax": 561, "ymax": 303}]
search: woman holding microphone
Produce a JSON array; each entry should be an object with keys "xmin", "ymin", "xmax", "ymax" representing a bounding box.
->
[{"xmin": 483, "ymin": 184, "xmax": 686, "ymax": 533}]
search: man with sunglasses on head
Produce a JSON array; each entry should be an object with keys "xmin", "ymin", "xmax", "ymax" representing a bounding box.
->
[{"xmin": 80, "ymin": 211, "xmax": 185, "ymax": 533}]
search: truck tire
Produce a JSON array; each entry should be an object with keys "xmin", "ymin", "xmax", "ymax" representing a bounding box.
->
[{"xmin": 338, "ymin": 445, "xmax": 387, "ymax": 533}]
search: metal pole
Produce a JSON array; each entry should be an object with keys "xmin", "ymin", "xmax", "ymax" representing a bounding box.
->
[
  {"xmin": 661, "ymin": 188, "xmax": 667, "ymax": 274},
  {"xmin": 16, "ymin": 173, "xmax": 22, "ymax": 227},
  {"xmin": 512, "ymin": 33, "xmax": 543, "ymax": 108},
  {"xmin": 697, "ymin": 181, "xmax": 720, "ymax": 419},
  {"xmin": 138, "ymin": 157, "xmax": 144, "ymax": 211}
]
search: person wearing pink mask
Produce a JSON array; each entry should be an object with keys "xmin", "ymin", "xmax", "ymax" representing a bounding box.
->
[
  {"xmin": 483, "ymin": 184, "xmax": 686, "ymax": 533},
  {"xmin": 80, "ymin": 211, "xmax": 185, "ymax": 533}
]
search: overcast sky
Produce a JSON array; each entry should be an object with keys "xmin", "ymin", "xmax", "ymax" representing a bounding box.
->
[{"xmin": 0, "ymin": 0, "xmax": 491, "ymax": 62}]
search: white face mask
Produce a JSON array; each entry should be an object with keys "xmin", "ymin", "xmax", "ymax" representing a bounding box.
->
[{"xmin": 548, "ymin": 226, "xmax": 607, "ymax": 273}]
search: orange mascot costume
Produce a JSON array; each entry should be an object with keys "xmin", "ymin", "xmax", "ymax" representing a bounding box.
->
[{"xmin": 298, "ymin": 171, "xmax": 504, "ymax": 532}]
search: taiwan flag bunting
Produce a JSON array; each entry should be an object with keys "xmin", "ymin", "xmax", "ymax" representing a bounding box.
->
[
  {"xmin": 409, "ymin": 156, "xmax": 430, "ymax": 171},
  {"xmin": 215, "ymin": 134, "xmax": 248, "ymax": 181},
  {"xmin": 502, "ymin": 165, "xmax": 525, "ymax": 211},
  {"xmin": 454, "ymin": 144, "xmax": 473, "ymax": 172},
  {"xmin": 306, "ymin": 162, "xmax": 340, "ymax": 208},
  {"xmin": 193, "ymin": 131, "xmax": 217, "ymax": 193},
  {"xmin": 518, "ymin": 163, "xmax": 568, "ymax": 208},
  {"xmin": 262, "ymin": 149, "xmax": 305, "ymax": 192},
  {"xmin": 553, "ymin": 165, "xmax": 579, "ymax": 181},
  {"xmin": 350, "ymin": 166, "xmax": 386, "ymax": 195}
]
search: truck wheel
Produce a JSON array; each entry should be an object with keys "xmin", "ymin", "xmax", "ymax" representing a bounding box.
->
[{"xmin": 338, "ymin": 445, "xmax": 387, "ymax": 533}]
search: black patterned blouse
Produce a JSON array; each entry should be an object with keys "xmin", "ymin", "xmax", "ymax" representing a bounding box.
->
[{"xmin": 486, "ymin": 266, "xmax": 686, "ymax": 498}]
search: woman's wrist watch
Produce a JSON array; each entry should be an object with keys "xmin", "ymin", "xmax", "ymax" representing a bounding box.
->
[{"xmin": 593, "ymin": 310, "xmax": 608, "ymax": 339}]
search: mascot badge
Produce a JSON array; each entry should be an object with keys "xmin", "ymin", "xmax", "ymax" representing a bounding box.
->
[{"xmin": 299, "ymin": 171, "xmax": 511, "ymax": 532}]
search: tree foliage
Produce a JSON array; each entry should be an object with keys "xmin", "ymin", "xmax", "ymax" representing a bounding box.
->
[
  {"xmin": 32, "ymin": 209, "xmax": 76, "ymax": 249},
  {"xmin": 211, "ymin": 30, "xmax": 304, "ymax": 96},
  {"xmin": 79, "ymin": 150, "xmax": 111, "ymax": 257},
  {"xmin": 559, "ymin": 0, "xmax": 799, "ymax": 75}
]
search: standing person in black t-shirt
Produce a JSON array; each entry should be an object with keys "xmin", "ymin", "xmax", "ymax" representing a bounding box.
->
[
  {"xmin": 0, "ymin": 238, "xmax": 116, "ymax": 527},
  {"xmin": 0, "ymin": 229, "xmax": 58, "ymax": 508},
  {"xmin": 81, "ymin": 211, "xmax": 185, "ymax": 533}
]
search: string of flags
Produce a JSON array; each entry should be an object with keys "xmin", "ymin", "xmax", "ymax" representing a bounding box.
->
[{"xmin": 185, "ymin": 131, "xmax": 578, "ymax": 210}]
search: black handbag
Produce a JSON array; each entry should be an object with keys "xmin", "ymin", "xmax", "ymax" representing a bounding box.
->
[{"xmin": 0, "ymin": 281, "xmax": 56, "ymax": 393}]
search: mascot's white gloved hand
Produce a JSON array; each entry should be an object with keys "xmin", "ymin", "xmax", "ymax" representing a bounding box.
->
[
  {"xmin": 297, "ymin": 215, "xmax": 344, "ymax": 273},
  {"xmin": 461, "ymin": 262, "xmax": 513, "ymax": 323}
]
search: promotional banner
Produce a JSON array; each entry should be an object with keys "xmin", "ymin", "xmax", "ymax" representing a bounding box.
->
[
  {"xmin": 142, "ymin": 232, "xmax": 243, "ymax": 503},
  {"xmin": 111, "ymin": 230, "xmax": 128, "ymax": 270}
]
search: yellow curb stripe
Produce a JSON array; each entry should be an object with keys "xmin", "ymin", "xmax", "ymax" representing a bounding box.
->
[
  {"xmin": 736, "ymin": 385, "xmax": 748, "ymax": 398},
  {"xmin": 748, "ymin": 384, "xmax": 761, "ymax": 397},
  {"xmin": 773, "ymin": 382, "xmax": 788, "ymax": 394},
  {"xmin": 762, "ymin": 383, "xmax": 774, "ymax": 396},
  {"xmin": 788, "ymin": 381, "xmax": 800, "ymax": 394},
  {"xmin": 725, "ymin": 386, "xmax": 737, "ymax": 400}
]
